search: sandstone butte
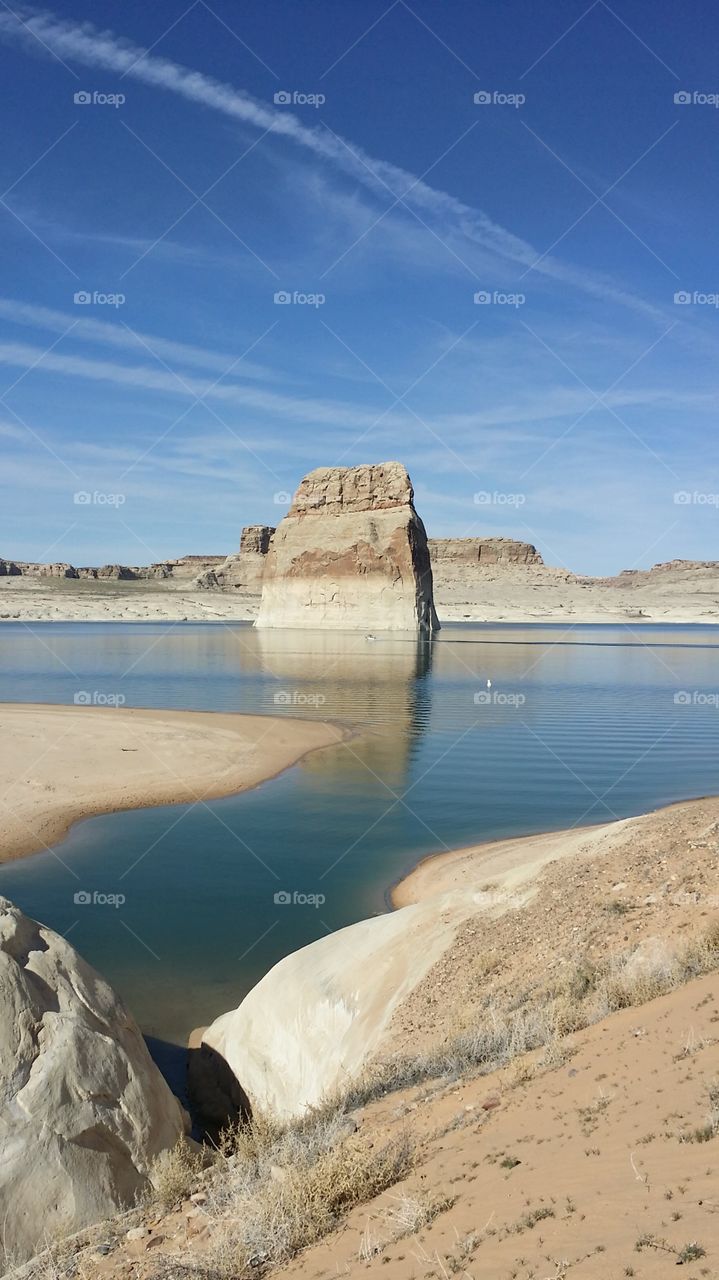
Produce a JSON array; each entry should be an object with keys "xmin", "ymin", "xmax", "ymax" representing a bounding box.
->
[{"xmin": 255, "ymin": 462, "xmax": 439, "ymax": 631}]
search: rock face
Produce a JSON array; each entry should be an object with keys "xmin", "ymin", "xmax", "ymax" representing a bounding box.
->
[
  {"xmin": 77, "ymin": 564, "xmax": 137, "ymax": 580},
  {"xmin": 11, "ymin": 561, "xmax": 77, "ymax": 578},
  {"xmin": 241, "ymin": 524, "xmax": 274, "ymax": 559},
  {"xmin": 196, "ymin": 527, "xmax": 275, "ymax": 591},
  {"xmin": 255, "ymin": 463, "xmax": 439, "ymax": 631},
  {"xmin": 199, "ymin": 902, "xmax": 465, "ymax": 1122},
  {"xmin": 0, "ymin": 898, "xmax": 185, "ymax": 1265},
  {"xmin": 429, "ymin": 538, "xmax": 543, "ymax": 567}
]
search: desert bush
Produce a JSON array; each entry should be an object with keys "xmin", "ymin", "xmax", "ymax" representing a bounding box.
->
[
  {"xmin": 151, "ymin": 1139, "xmax": 206, "ymax": 1209},
  {"xmin": 201, "ymin": 1124, "xmax": 413, "ymax": 1277}
]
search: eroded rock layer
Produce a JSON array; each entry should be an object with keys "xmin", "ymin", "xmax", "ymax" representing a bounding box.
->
[{"xmin": 255, "ymin": 463, "xmax": 438, "ymax": 631}]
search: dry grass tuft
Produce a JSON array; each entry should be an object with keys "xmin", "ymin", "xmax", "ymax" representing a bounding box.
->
[
  {"xmin": 338, "ymin": 921, "xmax": 719, "ymax": 1111},
  {"xmin": 151, "ymin": 1139, "xmax": 206, "ymax": 1210},
  {"xmin": 178, "ymin": 1110, "xmax": 414, "ymax": 1278}
]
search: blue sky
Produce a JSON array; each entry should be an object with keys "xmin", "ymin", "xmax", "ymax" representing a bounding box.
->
[{"xmin": 0, "ymin": 0, "xmax": 716, "ymax": 573}]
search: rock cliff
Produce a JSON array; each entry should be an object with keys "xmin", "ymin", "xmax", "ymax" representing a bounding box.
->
[
  {"xmin": 429, "ymin": 537, "xmax": 543, "ymax": 567},
  {"xmin": 0, "ymin": 897, "xmax": 185, "ymax": 1264},
  {"xmin": 255, "ymin": 463, "xmax": 439, "ymax": 631},
  {"xmin": 196, "ymin": 526, "xmax": 274, "ymax": 591}
]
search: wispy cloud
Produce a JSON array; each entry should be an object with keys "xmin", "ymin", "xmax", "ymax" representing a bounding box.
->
[
  {"xmin": 0, "ymin": 6, "xmax": 670, "ymax": 322},
  {"xmin": 0, "ymin": 336, "xmax": 712, "ymax": 445},
  {"xmin": 0, "ymin": 297, "xmax": 276, "ymax": 381}
]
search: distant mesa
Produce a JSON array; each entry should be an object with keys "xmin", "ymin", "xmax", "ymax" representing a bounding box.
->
[
  {"xmin": 195, "ymin": 525, "xmax": 275, "ymax": 592},
  {"xmin": 255, "ymin": 462, "xmax": 439, "ymax": 632},
  {"xmin": 429, "ymin": 537, "xmax": 543, "ymax": 567}
]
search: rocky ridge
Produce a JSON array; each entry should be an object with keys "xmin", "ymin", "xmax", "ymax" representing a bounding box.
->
[{"xmin": 429, "ymin": 537, "xmax": 543, "ymax": 567}]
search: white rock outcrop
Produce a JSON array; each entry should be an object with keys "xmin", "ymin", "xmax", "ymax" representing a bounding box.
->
[
  {"xmin": 255, "ymin": 462, "xmax": 438, "ymax": 631},
  {"xmin": 200, "ymin": 900, "xmax": 467, "ymax": 1121},
  {"xmin": 0, "ymin": 898, "xmax": 185, "ymax": 1264}
]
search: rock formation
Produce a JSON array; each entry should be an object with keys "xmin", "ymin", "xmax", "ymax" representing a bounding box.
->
[
  {"xmin": 196, "ymin": 526, "xmax": 274, "ymax": 591},
  {"xmin": 0, "ymin": 897, "xmax": 185, "ymax": 1264},
  {"xmin": 429, "ymin": 537, "xmax": 543, "ymax": 567},
  {"xmin": 255, "ymin": 463, "xmax": 439, "ymax": 631},
  {"xmin": 10, "ymin": 561, "xmax": 77, "ymax": 578},
  {"xmin": 198, "ymin": 902, "xmax": 465, "ymax": 1122},
  {"xmin": 77, "ymin": 564, "xmax": 137, "ymax": 580}
]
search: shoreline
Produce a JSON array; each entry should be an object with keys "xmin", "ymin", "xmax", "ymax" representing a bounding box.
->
[
  {"xmin": 0, "ymin": 703, "xmax": 350, "ymax": 863},
  {"xmin": 389, "ymin": 794, "xmax": 718, "ymax": 909}
]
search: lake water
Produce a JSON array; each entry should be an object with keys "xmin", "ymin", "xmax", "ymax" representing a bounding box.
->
[{"xmin": 1, "ymin": 621, "xmax": 718, "ymax": 1065}]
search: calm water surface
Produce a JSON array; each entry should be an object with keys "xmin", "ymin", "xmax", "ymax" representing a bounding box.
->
[{"xmin": 0, "ymin": 621, "xmax": 717, "ymax": 1058}]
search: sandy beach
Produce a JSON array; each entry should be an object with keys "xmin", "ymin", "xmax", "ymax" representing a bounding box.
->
[
  {"xmin": 0, "ymin": 703, "xmax": 346, "ymax": 862},
  {"xmin": 390, "ymin": 815, "xmax": 641, "ymax": 907}
]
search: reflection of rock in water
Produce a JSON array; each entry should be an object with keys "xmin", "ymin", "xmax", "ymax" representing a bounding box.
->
[{"xmin": 252, "ymin": 629, "xmax": 434, "ymax": 790}]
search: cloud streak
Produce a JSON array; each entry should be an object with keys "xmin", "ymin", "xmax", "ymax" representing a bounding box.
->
[
  {"xmin": 0, "ymin": 297, "xmax": 276, "ymax": 381},
  {"xmin": 0, "ymin": 6, "xmax": 669, "ymax": 322}
]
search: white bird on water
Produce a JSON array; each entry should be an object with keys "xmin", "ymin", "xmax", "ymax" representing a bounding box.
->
[{"xmin": 486, "ymin": 678, "xmax": 492, "ymax": 688}]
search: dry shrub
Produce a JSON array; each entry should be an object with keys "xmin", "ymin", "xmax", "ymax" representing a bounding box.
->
[
  {"xmin": 204, "ymin": 1128, "xmax": 414, "ymax": 1276},
  {"xmin": 151, "ymin": 1139, "xmax": 205, "ymax": 1209}
]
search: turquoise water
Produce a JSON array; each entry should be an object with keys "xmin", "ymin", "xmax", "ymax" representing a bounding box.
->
[{"xmin": 1, "ymin": 621, "xmax": 718, "ymax": 1056}]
